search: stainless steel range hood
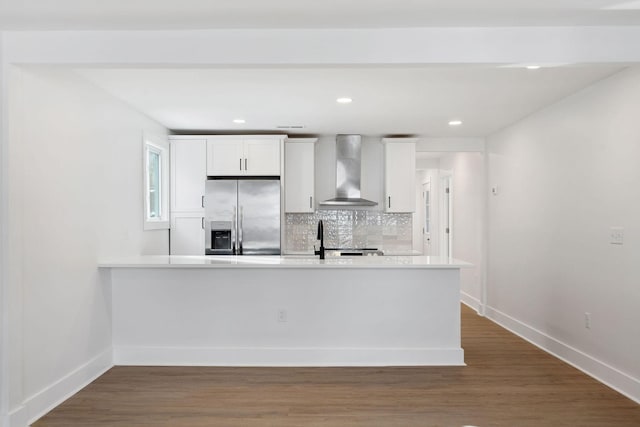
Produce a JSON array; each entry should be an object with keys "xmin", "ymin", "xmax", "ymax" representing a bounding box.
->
[{"xmin": 320, "ymin": 134, "xmax": 378, "ymax": 207}]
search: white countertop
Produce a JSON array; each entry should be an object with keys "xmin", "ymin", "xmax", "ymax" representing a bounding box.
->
[{"xmin": 98, "ymin": 255, "xmax": 471, "ymax": 269}]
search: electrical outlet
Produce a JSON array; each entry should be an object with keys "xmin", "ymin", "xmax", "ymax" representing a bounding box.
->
[
  {"xmin": 277, "ymin": 309, "xmax": 287, "ymax": 323},
  {"xmin": 585, "ymin": 312, "xmax": 591, "ymax": 329},
  {"xmin": 610, "ymin": 227, "xmax": 624, "ymax": 245}
]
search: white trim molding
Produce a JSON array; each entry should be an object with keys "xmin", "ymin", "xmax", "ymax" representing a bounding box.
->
[
  {"xmin": 114, "ymin": 346, "xmax": 465, "ymax": 367},
  {"xmin": 460, "ymin": 292, "xmax": 483, "ymax": 313},
  {"xmin": 22, "ymin": 348, "xmax": 113, "ymax": 426},
  {"xmin": 485, "ymin": 305, "xmax": 640, "ymax": 404}
]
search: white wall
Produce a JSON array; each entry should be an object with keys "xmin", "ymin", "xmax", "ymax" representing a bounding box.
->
[
  {"xmin": 440, "ymin": 153, "xmax": 485, "ymax": 309},
  {"xmin": 0, "ymin": 33, "xmax": 9, "ymax": 427},
  {"xmin": 486, "ymin": 67, "xmax": 640, "ymax": 402},
  {"xmin": 5, "ymin": 67, "xmax": 168, "ymax": 424}
]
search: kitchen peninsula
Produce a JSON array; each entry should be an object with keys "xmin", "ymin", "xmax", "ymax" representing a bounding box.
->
[{"xmin": 99, "ymin": 255, "xmax": 469, "ymax": 367}]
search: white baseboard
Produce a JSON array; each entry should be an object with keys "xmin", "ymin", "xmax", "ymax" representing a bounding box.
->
[
  {"xmin": 114, "ymin": 346, "xmax": 465, "ymax": 367},
  {"xmin": 7, "ymin": 405, "xmax": 27, "ymax": 427},
  {"xmin": 23, "ymin": 348, "xmax": 113, "ymax": 426},
  {"xmin": 485, "ymin": 305, "xmax": 640, "ymax": 404},
  {"xmin": 460, "ymin": 291, "xmax": 482, "ymax": 313}
]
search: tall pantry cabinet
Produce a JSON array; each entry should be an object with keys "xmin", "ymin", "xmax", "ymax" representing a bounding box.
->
[{"xmin": 169, "ymin": 138, "xmax": 206, "ymax": 255}]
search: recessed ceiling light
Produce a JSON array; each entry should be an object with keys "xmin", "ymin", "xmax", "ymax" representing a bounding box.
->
[
  {"xmin": 448, "ymin": 120, "xmax": 463, "ymax": 126},
  {"xmin": 233, "ymin": 119, "xmax": 246, "ymax": 124},
  {"xmin": 526, "ymin": 65, "xmax": 541, "ymax": 70},
  {"xmin": 336, "ymin": 97, "xmax": 353, "ymax": 104}
]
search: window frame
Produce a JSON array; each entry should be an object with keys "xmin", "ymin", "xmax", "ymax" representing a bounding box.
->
[{"xmin": 143, "ymin": 134, "xmax": 170, "ymax": 230}]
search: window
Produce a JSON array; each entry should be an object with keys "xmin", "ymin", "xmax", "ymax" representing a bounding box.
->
[
  {"xmin": 147, "ymin": 146, "xmax": 162, "ymax": 219},
  {"xmin": 143, "ymin": 134, "xmax": 169, "ymax": 230}
]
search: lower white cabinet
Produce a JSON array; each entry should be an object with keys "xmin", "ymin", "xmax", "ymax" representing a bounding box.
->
[{"xmin": 170, "ymin": 213, "xmax": 205, "ymax": 255}]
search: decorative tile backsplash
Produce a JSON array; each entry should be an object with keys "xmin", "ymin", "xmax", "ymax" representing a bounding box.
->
[{"xmin": 285, "ymin": 210, "xmax": 412, "ymax": 253}]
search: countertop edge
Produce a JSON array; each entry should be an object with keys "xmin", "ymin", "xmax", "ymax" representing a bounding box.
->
[
  {"xmin": 98, "ymin": 263, "xmax": 470, "ymax": 269},
  {"xmin": 97, "ymin": 255, "xmax": 473, "ymax": 269}
]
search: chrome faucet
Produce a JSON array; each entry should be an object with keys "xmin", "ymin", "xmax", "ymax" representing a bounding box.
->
[{"xmin": 314, "ymin": 220, "xmax": 325, "ymax": 259}]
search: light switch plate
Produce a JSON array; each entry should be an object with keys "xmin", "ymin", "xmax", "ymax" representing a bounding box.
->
[{"xmin": 610, "ymin": 227, "xmax": 624, "ymax": 245}]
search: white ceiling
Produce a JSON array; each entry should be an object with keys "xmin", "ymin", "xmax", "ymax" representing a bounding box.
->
[
  {"xmin": 2, "ymin": 0, "xmax": 640, "ymax": 30},
  {"xmin": 75, "ymin": 65, "xmax": 623, "ymax": 137}
]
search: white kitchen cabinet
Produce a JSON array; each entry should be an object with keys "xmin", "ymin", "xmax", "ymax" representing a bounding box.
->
[
  {"xmin": 383, "ymin": 139, "xmax": 417, "ymax": 213},
  {"xmin": 206, "ymin": 140, "xmax": 244, "ymax": 175},
  {"xmin": 170, "ymin": 213, "xmax": 205, "ymax": 255},
  {"xmin": 284, "ymin": 138, "xmax": 316, "ymax": 213},
  {"xmin": 207, "ymin": 137, "xmax": 281, "ymax": 176},
  {"xmin": 170, "ymin": 139, "xmax": 206, "ymax": 213},
  {"xmin": 244, "ymin": 139, "xmax": 281, "ymax": 175}
]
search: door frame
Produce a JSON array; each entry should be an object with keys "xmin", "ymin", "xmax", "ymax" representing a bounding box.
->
[
  {"xmin": 422, "ymin": 180, "xmax": 432, "ymax": 256},
  {"xmin": 440, "ymin": 172, "xmax": 453, "ymax": 258}
]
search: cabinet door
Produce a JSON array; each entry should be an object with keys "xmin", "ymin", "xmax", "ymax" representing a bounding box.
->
[
  {"xmin": 285, "ymin": 142, "xmax": 315, "ymax": 213},
  {"xmin": 244, "ymin": 139, "xmax": 281, "ymax": 176},
  {"xmin": 207, "ymin": 140, "xmax": 244, "ymax": 176},
  {"xmin": 170, "ymin": 213, "xmax": 205, "ymax": 255},
  {"xmin": 384, "ymin": 142, "xmax": 416, "ymax": 213},
  {"xmin": 171, "ymin": 140, "xmax": 206, "ymax": 213}
]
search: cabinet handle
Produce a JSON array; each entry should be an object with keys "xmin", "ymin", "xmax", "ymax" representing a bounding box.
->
[
  {"xmin": 388, "ymin": 196, "xmax": 391, "ymax": 209},
  {"xmin": 239, "ymin": 158, "xmax": 242, "ymax": 171},
  {"xmin": 245, "ymin": 158, "xmax": 247, "ymax": 171},
  {"xmin": 309, "ymin": 196, "xmax": 313, "ymax": 209},
  {"xmin": 201, "ymin": 217, "xmax": 205, "ymax": 229},
  {"xmin": 201, "ymin": 195, "xmax": 204, "ymax": 208}
]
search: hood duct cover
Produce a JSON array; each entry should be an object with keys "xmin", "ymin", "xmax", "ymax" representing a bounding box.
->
[{"xmin": 320, "ymin": 134, "xmax": 378, "ymax": 207}]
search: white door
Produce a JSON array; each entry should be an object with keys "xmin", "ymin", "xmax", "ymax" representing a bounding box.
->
[
  {"xmin": 207, "ymin": 140, "xmax": 244, "ymax": 176},
  {"xmin": 170, "ymin": 213, "xmax": 205, "ymax": 255},
  {"xmin": 422, "ymin": 181, "xmax": 432, "ymax": 255},
  {"xmin": 171, "ymin": 139, "xmax": 206, "ymax": 212},
  {"xmin": 244, "ymin": 139, "xmax": 281, "ymax": 176},
  {"xmin": 440, "ymin": 175, "xmax": 452, "ymax": 258}
]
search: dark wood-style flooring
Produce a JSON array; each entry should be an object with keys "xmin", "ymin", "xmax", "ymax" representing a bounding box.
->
[{"xmin": 34, "ymin": 305, "xmax": 640, "ymax": 426}]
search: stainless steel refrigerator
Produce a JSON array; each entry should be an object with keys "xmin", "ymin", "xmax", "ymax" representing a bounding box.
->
[{"xmin": 204, "ymin": 178, "xmax": 281, "ymax": 255}]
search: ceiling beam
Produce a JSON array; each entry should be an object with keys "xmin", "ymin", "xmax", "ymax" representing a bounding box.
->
[{"xmin": 4, "ymin": 26, "xmax": 640, "ymax": 66}]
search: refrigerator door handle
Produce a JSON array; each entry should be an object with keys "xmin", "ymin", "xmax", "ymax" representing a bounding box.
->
[
  {"xmin": 232, "ymin": 206, "xmax": 237, "ymax": 254},
  {"xmin": 239, "ymin": 206, "xmax": 244, "ymax": 255}
]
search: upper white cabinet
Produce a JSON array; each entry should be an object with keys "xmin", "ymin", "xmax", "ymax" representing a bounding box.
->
[
  {"xmin": 205, "ymin": 140, "xmax": 244, "ymax": 176},
  {"xmin": 207, "ymin": 137, "xmax": 281, "ymax": 176},
  {"xmin": 383, "ymin": 139, "xmax": 417, "ymax": 213},
  {"xmin": 284, "ymin": 138, "xmax": 316, "ymax": 213},
  {"xmin": 170, "ymin": 138, "xmax": 206, "ymax": 213}
]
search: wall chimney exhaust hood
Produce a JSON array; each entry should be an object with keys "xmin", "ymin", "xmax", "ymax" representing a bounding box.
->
[{"xmin": 320, "ymin": 134, "xmax": 378, "ymax": 207}]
